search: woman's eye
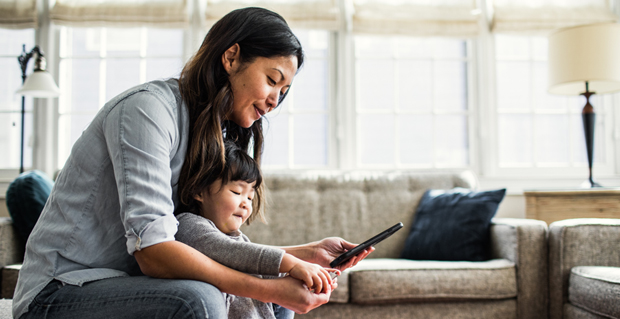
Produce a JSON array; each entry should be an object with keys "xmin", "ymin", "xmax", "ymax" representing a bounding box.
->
[{"xmin": 267, "ymin": 77, "xmax": 276, "ymax": 85}]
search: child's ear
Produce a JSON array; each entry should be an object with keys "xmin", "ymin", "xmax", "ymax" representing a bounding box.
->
[{"xmin": 194, "ymin": 192, "xmax": 204, "ymax": 203}]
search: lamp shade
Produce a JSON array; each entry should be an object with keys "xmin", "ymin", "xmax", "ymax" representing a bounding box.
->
[
  {"xmin": 16, "ymin": 70, "xmax": 60, "ymax": 97},
  {"xmin": 548, "ymin": 23, "xmax": 620, "ymax": 95}
]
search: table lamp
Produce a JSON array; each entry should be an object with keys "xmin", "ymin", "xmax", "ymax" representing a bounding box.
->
[
  {"xmin": 15, "ymin": 45, "xmax": 60, "ymax": 173},
  {"xmin": 548, "ymin": 23, "xmax": 620, "ymax": 188}
]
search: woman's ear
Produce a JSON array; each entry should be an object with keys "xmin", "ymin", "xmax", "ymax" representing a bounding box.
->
[{"xmin": 222, "ymin": 43, "xmax": 241, "ymax": 74}]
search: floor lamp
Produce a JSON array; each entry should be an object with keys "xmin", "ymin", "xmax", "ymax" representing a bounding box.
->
[
  {"xmin": 15, "ymin": 45, "xmax": 60, "ymax": 174},
  {"xmin": 548, "ymin": 23, "xmax": 620, "ymax": 188}
]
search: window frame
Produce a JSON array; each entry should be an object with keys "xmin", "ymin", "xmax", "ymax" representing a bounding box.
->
[{"xmin": 2, "ymin": 1, "xmax": 620, "ymax": 196}]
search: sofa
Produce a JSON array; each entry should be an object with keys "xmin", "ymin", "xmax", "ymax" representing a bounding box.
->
[
  {"xmin": 0, "ymin": 170, "xmax": 550, "ymax": 319},
  {"xmin": 242, "ymin": 170, "xmax": 549, "ymax": 319},
  {"xmin": 0, "ymin": 217, "xmax": 24, "ymax": 318},
  {"xmin": 549, "ymin": 218, "xmax": 620, "ymax": 319}
]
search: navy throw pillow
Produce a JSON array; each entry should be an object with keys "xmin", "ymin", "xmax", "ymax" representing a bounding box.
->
[
  {"xmin": 401, "ymin": 187, "xmax": 506, "ymax": 261},
  {"xmin": 6, "ymin": 170, "xmax": 54, "ymax": 244}
]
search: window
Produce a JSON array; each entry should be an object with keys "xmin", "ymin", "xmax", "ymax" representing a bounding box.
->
[
  {"xmin": 2, "ymin": 1, "xmax": 619, "ymax": 192},
  {"xmin": 493, "ymin": 34, "xmax": 615, "ymax": 177},
  {"xmin": 262, "ymin": 29, "xmax": 331, "ymax": 169},
  {"xmin": 57, "ymin": 27, "xmax": 184, "ymax": 169},
  {"xmin": 0, "ymin": 29, "xmax": 35, "ymax": 170},
  {"xmin": 354, "ymin": 35, "xmax": 471, "ymax": 169}
]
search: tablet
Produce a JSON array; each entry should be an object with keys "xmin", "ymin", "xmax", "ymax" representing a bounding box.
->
[{"xmin": 329, "ymin": 222, "xmax": 403, "ymax": 268}]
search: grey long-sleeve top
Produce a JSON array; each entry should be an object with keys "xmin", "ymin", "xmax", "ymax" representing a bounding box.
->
[{"xmin": 175, "ymin": 212, "xmax": 286, "ymax": 319}]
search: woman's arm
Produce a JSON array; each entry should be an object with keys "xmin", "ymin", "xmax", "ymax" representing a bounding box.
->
[
  {"xmin": 134, "ymin": 240, "xmax": 331, "ymax": 314},
  {"xmin": 280, "ymin": 237, "xmax": 374, "ymax": 271}
]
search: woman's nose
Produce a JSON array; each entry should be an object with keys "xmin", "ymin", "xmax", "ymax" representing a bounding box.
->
[{"xmin": 266, "ymin": 90, "xmax": 278, "ymax": 112}]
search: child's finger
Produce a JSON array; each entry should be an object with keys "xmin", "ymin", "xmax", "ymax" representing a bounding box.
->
[{"xmin": 312, "ymin": 273, "xmax": 323, "ymax": 294}]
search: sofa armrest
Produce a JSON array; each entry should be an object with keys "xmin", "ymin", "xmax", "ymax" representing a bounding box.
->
[
  {"xmin": 548, "ymin": 218, "xmax": 620, "ymax": 319},
  {"xmin": 0, "ymin": 217, "xmax": 24, "ymax": 268},
  {"xmin": 490, "ymin": 218, "xmax": 548, "ymax": 319}
]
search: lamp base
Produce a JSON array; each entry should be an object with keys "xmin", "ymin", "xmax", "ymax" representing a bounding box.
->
[{"xmin": 580, "ymin": 179, "xmax": 602, "ymax": 188}]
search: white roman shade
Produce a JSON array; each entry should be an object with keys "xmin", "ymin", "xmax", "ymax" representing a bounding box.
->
[
  {"xmin": 50, "ymin": 0, "xmax": 189, "ymax": 28},
  {"xmin": 492, "ymin": 0, "xmax": 618, "ymax": 34},
  {"xmin": 0, "ymin": 0, "xmax": 37, "ymax": 29},
  {"xmin": 206, "ymin": 0, "xmax": 341, "ymax": 30},
  {"xmin": 352, "ymin": 0, "xmax": 480, "ymax": 37}
]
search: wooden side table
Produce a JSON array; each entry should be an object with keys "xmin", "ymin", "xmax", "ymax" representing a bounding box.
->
[{"xmin": 524, "ymin": 188, "xmax": 620, "ymax": 225}]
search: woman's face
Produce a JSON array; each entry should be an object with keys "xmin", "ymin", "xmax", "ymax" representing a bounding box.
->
[{"xmin": 223, "ymin": 45, "xmax": 298, "ymax": 128}]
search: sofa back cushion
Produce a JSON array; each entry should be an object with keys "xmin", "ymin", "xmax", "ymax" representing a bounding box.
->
[{"xmin": 241, "ymin": 170, "xmax": 477, "ymax": 259}]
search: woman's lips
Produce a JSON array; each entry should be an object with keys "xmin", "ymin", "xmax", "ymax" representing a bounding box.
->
[{"xmin": 254, "ymin": 105, "xmax": 264, "ymax": 119}]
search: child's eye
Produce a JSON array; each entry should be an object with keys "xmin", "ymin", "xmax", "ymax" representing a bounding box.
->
[
  {"xmin": 248, "ymin": 197, "xmax": 253, "ymax": 201},
  {"xmin": 231, "ymin": 191, "xmax": 240, "ymax": 195}
]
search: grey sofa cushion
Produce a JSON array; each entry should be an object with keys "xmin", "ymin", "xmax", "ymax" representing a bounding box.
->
[
  {"xmin": 569, "ymin": 266, "xmax": 620, "ymax": 319},
  {"xmin": 565, "ymin": 303, "xmax": 610, "ymax": 319},
  {"xmin": 349, "ymin": 258, "xmax": 517, "ymax": 304},
  {"xmin": 329, "ymin": 268, "xmax": 349, "ymax": 303},
  {"xmin": 299, "ymin": 300, "xmax": 517, "ymax": 319}
]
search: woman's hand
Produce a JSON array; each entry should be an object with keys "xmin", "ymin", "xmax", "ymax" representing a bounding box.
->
[
  {"xmin": 264, "ymin": 276, "xmax": 334, "ymax": 314},
  {"xmin": 309, "ymin": 237, "xmax": 375, "ymax": 271}
]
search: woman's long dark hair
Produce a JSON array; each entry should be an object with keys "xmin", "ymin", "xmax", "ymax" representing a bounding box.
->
[{"xmin": 177, "ymin": 7, "xmax": 304, "ymax": 223}]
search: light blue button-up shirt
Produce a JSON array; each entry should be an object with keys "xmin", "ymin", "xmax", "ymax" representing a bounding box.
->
[{"xmin": 13, "ymin": 79, "xmax": 189, "ymax": 318}]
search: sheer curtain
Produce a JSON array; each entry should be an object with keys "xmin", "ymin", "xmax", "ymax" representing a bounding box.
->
[
  {"xmin": 352, "ymin": 0, "xmax": 480, "ymax": 37},
  {"xmin": 0, "ymin": 0, "xmax": 37, "ymax": 29},
  {"xmin": 492, "ymin": 0, "xmax": 618, "ymax": 34},
  {"xmin": 50, "ymin": 0, "xmax": 188, "ymax": 27},
  {"xmin": 205, "ymin": 0, "xmax": 341, "ymax": 30}
]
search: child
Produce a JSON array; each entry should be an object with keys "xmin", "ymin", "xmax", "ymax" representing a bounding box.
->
[{"xmin": 175, "ymin": 140, "xmax": 338, "ymax": 319}]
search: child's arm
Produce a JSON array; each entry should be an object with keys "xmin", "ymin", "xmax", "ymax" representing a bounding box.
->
[
  {"xmin": 176, "ymin": 213, "xmax": 283, "ymax": 276},
  {"xmin": 280, "ymin": 253, "xmax": 339, "ymax": 294}
]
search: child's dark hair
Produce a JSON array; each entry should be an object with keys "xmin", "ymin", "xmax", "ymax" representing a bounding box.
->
[{"xmin": 182, "ymin": 139, "xmax": 265, "ymax": 224}]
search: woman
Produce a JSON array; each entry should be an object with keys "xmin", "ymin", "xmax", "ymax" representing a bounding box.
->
[{"xmin": 13, "ymin": 7, "xmax": 371, "ymax": 319}]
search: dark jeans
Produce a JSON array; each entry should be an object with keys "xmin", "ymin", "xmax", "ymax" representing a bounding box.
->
[{"xmin": 21, "ymin": 276, "xmax": 294, "ymax": 319}]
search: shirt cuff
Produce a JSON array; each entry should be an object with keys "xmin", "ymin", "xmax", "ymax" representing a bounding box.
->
[{"xmin": 125, "ymin": 214, "xmax": 179, "ymax": 255}]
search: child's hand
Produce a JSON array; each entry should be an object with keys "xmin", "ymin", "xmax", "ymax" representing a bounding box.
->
[{"xmin": 289, "ymin": 261, "xmax": 338, "ymax": 294}]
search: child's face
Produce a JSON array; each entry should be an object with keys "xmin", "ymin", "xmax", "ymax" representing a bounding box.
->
[{"xmin": 195, "ymin": 179, "xmax": 256, "ymax": 234}]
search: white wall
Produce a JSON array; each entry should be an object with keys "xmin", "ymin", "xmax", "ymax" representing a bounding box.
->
[{"xmin": 495, "ymin": 194, "xmax": 526, "ymax": 219}]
